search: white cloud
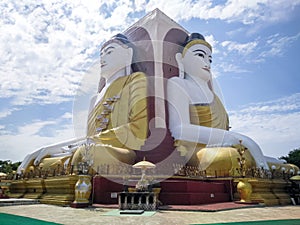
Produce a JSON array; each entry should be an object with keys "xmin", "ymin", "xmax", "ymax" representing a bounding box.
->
[
  {"xmin": 215, "ymin": 32, "xmax": 299, "ymax": 70},
  {"xmin": 230, "ymin": 112, "xmax": 300, "ymax": 158},
  {"xmin": 260, "ymin": 32, "xmax": 300, "ymax": 58},
  {"xmin": 217, "ymin": 63, "xmax": 250, "ymax": 74},
  {"xmin": 133, "ymin": 0, "xmax": 147, "ymax": 11},
  {"xmin": 1, "ymin": 1, "xmax": 299, "ymax": 107},
  {"xmin": 229, "ymin": 93, "xmax": 300, "ymax": 158},
  {"xmin": 258, "ymin": 0, "xmax": 300, "ymax": 23},
  {"xmin": 61, "ymin": 112, "xmax": 73, "ymax": 119},
  {"xmin": 144, "ymin": 0, "xmax": 300, "ymax": 25},
  {"xmin": 238, "ymin": 93, "xmax": 300, "ymax": 114},
  {"xmin": 18, "ymin": 120, "xmax": 56, "ymax": 136},
  {"xmin": 104, "ymin": 2, "xmax": 134, "ymax": 29},
  {"xmin": 0, "ymin": 107, "xmax": 20, "ymax": 119},
  {"xmin": 0, "ymin": 0, "xmax": 135, "ymax": 107},
  {"xmin": 0, "ymin": 113, "xmax": 75, "ymax": 162},
  {"xmin": 205, "ymin": 34, "xmax": 219, "ymax": 54},
  {"xmin": 221, "ymin": 40, "xmax": 258, "ymax": 55}
]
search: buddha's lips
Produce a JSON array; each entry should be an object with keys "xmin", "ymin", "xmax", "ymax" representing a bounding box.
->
[
  {"xmin": 101, "ymin": 63, "xmax": 106, "ymax": 68},
  {"xmin": 202, "ymin": 67, "xmax": 210, "ymax": 72}
]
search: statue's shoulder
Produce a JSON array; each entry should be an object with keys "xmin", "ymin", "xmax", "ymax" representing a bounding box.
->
[
  {"xmin": 120, "ymin": 72, "xmax": 147, "ymax": 86},
  {"xmin": 128, "ymin": 71, "xmax": 146, "ymax": 80},
  {"xmin": 169, "ymin": 76, "xmax": 181, "ymax": 82},
  {"xmin": 168, "ymin": 76, "xmax": 188, "ymax": 87}
]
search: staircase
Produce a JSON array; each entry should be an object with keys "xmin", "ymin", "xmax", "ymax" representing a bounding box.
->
[
  {"xmin": 8, "ymin": 175, "xmax": 79, "ymax": 206},
  {"xmin": 234, "ymin": 178, "xmax": 292, "ymax": 206}
]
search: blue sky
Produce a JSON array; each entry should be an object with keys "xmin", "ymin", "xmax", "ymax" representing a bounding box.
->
[{"xmin": 0, "ymin": 0, "xmax": 300, "ymax": 162}]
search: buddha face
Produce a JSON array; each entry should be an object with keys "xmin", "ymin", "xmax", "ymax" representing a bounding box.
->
[
  {"xmin": 182, "ymin": 43, "xmax": 212, "ymax": 82},
  {"xmin": 100, "ymin": 42, "xmax": 133, "ymax": 80}
]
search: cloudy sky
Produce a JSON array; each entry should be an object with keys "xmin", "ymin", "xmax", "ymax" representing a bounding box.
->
[{"xmin": 1, "ymin": 0, "xmax": 300, "ymax": 162}]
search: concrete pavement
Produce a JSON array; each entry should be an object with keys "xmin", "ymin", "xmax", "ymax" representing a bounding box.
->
[{"xmin": 1, "ymin": 204, "xmax": 300, "ymax": 225}]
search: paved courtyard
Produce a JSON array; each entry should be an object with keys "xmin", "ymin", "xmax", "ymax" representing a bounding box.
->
[{"xmin": 0, "ymin": 204, "xmax": 300, "ymax": 225}]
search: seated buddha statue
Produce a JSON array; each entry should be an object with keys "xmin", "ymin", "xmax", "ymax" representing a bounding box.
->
[
  {"xmin": 71, "ymin": 34, "xmax": 148, "ymax": 172},
  {"xmin": 18, "ymin": 34, "xmax": 148, "ymax": 175},
  {"xmin": 167, "ymin": 33, "xmax": 269, "ymax": 173}
]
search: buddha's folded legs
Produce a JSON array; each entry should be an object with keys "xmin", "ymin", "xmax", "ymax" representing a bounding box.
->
[{"xmin": 71, "ymin": 144, "xmax": 136, "ymax": 174}]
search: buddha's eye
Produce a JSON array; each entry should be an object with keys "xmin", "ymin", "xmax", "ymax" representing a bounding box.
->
[
  {"xmin": 195, "ymin": 53, "xmax": 204, "ymax": 58},
  {"xmin": 209, "ymin": 59, "xmax": 212, "ymax": 63}
]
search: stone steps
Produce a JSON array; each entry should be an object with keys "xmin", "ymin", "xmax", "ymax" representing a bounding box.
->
[
  {"xmin": 234, "ymin": 178, "xmax": 292, "ymax": 206},
  {"xmin": 0, "ymin": 198, "xmax": 39, "ymax": 206}
]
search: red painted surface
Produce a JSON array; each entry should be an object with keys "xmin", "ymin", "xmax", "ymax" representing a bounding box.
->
[
  {"xmin": 159, "ymin": 179, "xmax": 231, "ymax": 205},
  {"xmin": 92, "ymin": 176, "xmax": 232, "ymax": 205},
  {"xmin": 92, "ymin": 176, "xmax": 124, "ymax": 204},
  {"xmin": 135, "ymin": 128, "xmax": 182, "ymax": 163}
]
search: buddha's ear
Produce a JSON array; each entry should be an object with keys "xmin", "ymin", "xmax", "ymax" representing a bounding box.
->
[
  {"xmin": 127, "ymin": 47, "xmax": 133, "ymax": 60},
  {"xmin": 175, "ymin": 53, "xmax": 184, "ymax": 79},
  {"xmin": 125, "ymin": 47, "xmax": 133, "ymax": 75}
]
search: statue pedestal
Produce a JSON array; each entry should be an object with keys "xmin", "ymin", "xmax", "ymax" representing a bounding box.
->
[
  {"xmin": 7, "ymin": 180, "xmax": 27, "ymax": 198},
  {"xmin": 39, "ymin": 175, "xmax": 78, "ymax": 205}
]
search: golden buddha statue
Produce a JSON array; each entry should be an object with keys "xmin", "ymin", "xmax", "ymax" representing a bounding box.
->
[
  {"xmin": 71, "ymin": 34, "xmax": 148, "ymax": 172},
  {"xmin": 18, "ymin": 34, "xmax": 148, "ymax": 175}
]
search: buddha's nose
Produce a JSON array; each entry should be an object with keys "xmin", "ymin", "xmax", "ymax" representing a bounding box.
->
[{"xmin": 204, "ymin": 64, "xmax": 210, "ymax": 70}]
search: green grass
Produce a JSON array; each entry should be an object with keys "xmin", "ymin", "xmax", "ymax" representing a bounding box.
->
[
  {"xmin": 191, "ymin": 219, "xmax": 300, "ymax": 225},
  {"xmin": 0, "ymin": 213, "xmax": 62, "ymax": 225}
]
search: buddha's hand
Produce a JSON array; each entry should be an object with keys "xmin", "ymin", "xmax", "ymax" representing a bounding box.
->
[
  {"xmin": 86, "ymin": 137, "xmax": 96, "ymax": 145},
  {"xmin": 89, "ymin": 134, "xmax": 103, "ymax": 145}
]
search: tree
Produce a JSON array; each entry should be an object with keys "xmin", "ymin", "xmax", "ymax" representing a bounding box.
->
[
  {"xmin": 0, "ymin": 160, "xmax": 21, "ymax": 174},
  {"xmin": 280, "ymin": 148, "xmax": 300, "ymax": 168}
]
